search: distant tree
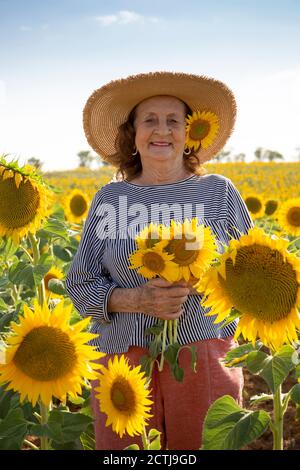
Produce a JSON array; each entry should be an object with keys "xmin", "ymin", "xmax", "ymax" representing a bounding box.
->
[
  {"xmin": 267, "ymin": 151, "xmax": 284, "ymax": 162},
  {"xmin": 295, "ymin": 146, "xmax": 300, "ymax": 161},
  {"xmin": 233, "ymin": 153, "xmax": 246, "ymax": 162},
  {"xmin": 27, "ymin": 157, "xmax": 43, "ymax": 170},
  {"xmin": 254, "ymin": 147, "xmax": 264, "ymax": 161},
  {"xmin": 77, "ymin": 150, "xmax": 95, "ymax": 168},
  {"xmin": 213, "ymin": 149, "xmax": 231, "ymax": 162},
  {"xmin": 254, "ymin": 147, "xmax": 283, "ymax": 162}
]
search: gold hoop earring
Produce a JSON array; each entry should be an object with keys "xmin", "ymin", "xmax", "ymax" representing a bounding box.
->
[
  {"xmin": 132, "ymin": 147, "xmax": 138, "ymax": 156},
  {"xmin": 183, "ymin": 147, "xmax": 192, "ymax": 156}
]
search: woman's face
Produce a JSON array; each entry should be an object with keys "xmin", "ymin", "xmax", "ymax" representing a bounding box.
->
[{"xmin": 133, "ymin": 95, "xmax": 186, "ymax": 164}]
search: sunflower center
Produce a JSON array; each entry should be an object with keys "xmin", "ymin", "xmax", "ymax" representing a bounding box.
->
[
  {"xmin": 13, "ymin": 326, "xmax": 77, "ymax": 381},
  {"xmin": 143, "ymin": 252, "xmax": 165, "ymax": 272},
  {"xmin": 218, "ymin": 244, "xmax": 299, "ymax": 322},
  {"xmin": 110, "ymin": 378, "xmax": 136, "ymax": 414},
  {"xmin": 166, "ymin": 236, "xmax": 199, "ymax": 266},
  {"xmin": 189, "ymin": 119, "xmax": 210, "ymax": 141},
  {"xmin": 287, "ymin": 207, "xmax": 300, "ymax": 227},
  {"xmin": 0, "ymin": 177, "xmax": 40, "ymax": 229},
  {"xmin": 70, "ymin": 195, "xmax": 88, "ymax": 217},
  {"xmin": 265, "ymin": 200, "xmax": 278, "ymax": 216},
  {"xmin": 245, "ymin": 197, "xmax": 262, "ymax": 214}
]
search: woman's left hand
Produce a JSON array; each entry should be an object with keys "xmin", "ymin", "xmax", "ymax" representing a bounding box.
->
[{"xmin": 173, "ymin": 279, "xmax": 199, "ymax": 295}]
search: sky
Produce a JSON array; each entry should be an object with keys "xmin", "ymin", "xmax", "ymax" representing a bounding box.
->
[{"xmin": 0, "ymin": 0, "xmax": 300, "ymax": 171}]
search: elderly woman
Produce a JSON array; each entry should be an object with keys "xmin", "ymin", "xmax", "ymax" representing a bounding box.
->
[{"xmin": 65, "ymin": 72, "xmax": 253, "ymax": 450}]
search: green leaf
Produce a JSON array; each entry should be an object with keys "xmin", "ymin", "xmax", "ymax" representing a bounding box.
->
[
  {"xmin": 0, "ymin": 297, "xmax": 9, "ymax": 311},
  {"xmin": 38, "ymin": 253, "xmax": 53, "ymax": 267},
  {"xmin": 0, "ymin": 408, "xmax": 28, "ymax": 450},
  {"xmin": 148, "ymin": 428, "xmax": 162, "ymax": 450},
  {"xmin": 164, "ymin": 344, "xmax": 184, "ymax": 382},
  {"xmin": 33, "ymin": 264, "xmax": 52, "ymax": 286},
  {"xmin": 249, "ymin": 394, "xmax": 273, "ymax": 406},
  {"xmin": 8, "ymin": 261, "xmax": 35, "ymax": 288},
  {"xmin": 53, "ymin": 245, "xmax": 73, "ymax": 262},
  {"xmin": 220, "ymin": 308, "xmax": 240, "ymax": 329},
  {"xmin": 37, "ymin": 218, "xmax": 69, "ymax": 241},
  {"xmin": 247, "ymin": 345, "xmax": 297, "ymax": 392},
  {"xmin": 189, "ymin": 345, "xmax": 197, "ymax": 373},
  {"xmin": 202, "ymin": 395, "xmax": 271, "ymax": 450},
  {"xmin": 0, "ymin": 237, "xmax": 18, "ymax": 259},
  {"xmin": 47, "ymin": 409, "xmax": 93, "ymax": 444},
  {"xmin": 145, "ymin": 324, "xmax": 164, "ymax": 336},
  {"xmin": 80, "ymin": 423, "xmax": 95, "ymax": 450},
  {"xmin": 148, "ymin": 338, "xmax": 162, "ymax": 358},
  {"xmin": 47, "ymin": 279, "xmax": 66, "ymax": 296},
  {"xmin": 139, "ymin": 355, "xmax": 154, "ymax": 378},
  {"xmin": 124, "ymin": 444, "xmax": 140, "ymax": 450},
  {"xmin": 0, "ymin": 311, "xmax": 15, "ymax": 331},
  {"xmin": 290, "ymin": 384, "xmax": 300, "ymax": 405},
  {"xmin": 246, "ymin": 350, "xmax": 270, "ymax": 374},
  {"xmin": 223, "ymin": 341, "xmax": 262, "ymax": 368}
]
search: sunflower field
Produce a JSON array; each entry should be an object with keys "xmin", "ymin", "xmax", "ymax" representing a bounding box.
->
[{"xmin": 0, "ymin": 155, "xmax": 300, "ymax": 451}]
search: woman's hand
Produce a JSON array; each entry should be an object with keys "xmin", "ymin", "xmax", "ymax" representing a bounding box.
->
[{"xmin": 137, "ymin": 278, "xmax": 190, "ymax": 320}]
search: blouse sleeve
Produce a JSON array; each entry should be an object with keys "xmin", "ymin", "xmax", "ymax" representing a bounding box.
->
[
  {"xmin": 226, "ymin": 178, "xmax": 254, "ymax": 240},
  {"xmin": 65, "ymin": 188, "xmax": 118, "ymax": 324}
]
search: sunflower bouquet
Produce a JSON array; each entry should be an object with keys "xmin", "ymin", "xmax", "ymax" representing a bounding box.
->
[{"xmin": 128, "ymin": 218, "xmax": 218, "ymax": 377}]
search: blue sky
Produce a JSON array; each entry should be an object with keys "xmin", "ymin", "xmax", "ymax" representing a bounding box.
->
[{"xmin": 1, "ymin": 0, "xmax": 300, "ymax": 170}]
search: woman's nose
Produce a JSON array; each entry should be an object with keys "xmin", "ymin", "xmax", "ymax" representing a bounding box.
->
[{"xmin": 154, "ymin": 120, "xmax": 171, "ymax": 135}]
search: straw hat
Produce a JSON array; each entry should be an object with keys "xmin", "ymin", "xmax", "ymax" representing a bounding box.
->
[{"xmin": 83, "ymin": 71, "xmax": 236, "ymax": 164}]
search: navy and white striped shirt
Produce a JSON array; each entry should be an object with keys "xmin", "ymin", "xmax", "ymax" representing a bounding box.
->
[{"xmin": 65, "ymin": 173, "xmax": 253, "ymax": 353}]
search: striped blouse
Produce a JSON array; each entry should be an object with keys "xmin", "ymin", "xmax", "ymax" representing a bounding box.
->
[{"xmin": 65, "ymin": 173, "xmax": 254, "ymax": 353}]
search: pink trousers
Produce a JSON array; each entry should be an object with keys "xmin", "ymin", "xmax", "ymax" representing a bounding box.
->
[{"xmin": 90, "ymin": 336, "xmax": 243, "ymax": 450}]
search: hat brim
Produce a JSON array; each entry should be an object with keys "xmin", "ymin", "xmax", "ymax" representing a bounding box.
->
[{"xmin": 83, "ymin": 71, "xmax": 236, "ymax": 164}]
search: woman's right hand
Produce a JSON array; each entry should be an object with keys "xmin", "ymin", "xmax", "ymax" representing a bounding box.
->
[{"xmin": 137, "ymin": 278, "xmax": 190, "ymax": 320}]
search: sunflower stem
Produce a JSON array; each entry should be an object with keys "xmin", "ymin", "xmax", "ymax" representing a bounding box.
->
[
  {"xmin": 168, "ymin": 320, "xmax": 173, "ymax": 345},
  {"xmin": 10, "ymin": 284, "xmax": 19, "ymax": 303},
  {"xmin": 40, "ymin": 401, "xmax": 50, "ymax": 450},
  {"xmin": 20, "ymin": 245, "xmax": 34, "ymax": 262},
  {"xmin": 158, "ymin": 320, "xmax": 168, "ymax": 372},
  {"xmin": 272, "ymin": 385, "xmax": 284, "ymax": 450},
  {"xmin": 174, "ymin": 319, "xmax": 178, "ymax": 343},
  {"xmin": 141, "ymin": 424, "xmax": 150, "ymax": 450},
  {"xmin": 28, "ymin": 231, "xmax": 46, "ymax": 307}
]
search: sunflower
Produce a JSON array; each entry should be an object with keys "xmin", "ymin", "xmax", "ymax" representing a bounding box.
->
[
  {"xmin": 185, "ymin": 110, "xmax": 219, "ymax": 151},
  {"xmin": 63, "ymin": 190, "xmax": 89, "ymax": 224},
  {"xmin": 164, "ymin": 219, "xmax": 218, "ymax": 282},
  {"xmin": 44, "ymin": 266, "xmax": 64, "ymax": 299},
  {"xmin": 264, "ymin": 199, "xmax": 279, "ymax": 217},
  {"xmin": 135, "ymin": 222, "xmax": 162, "ymax": 250},
  {"xmin": 278, "ymin": 198, "xmax": 300, "ymax": 236},
  {"xmin": 95, "ymin": 355, "xmax": 153, "ymax": 438},
  {"xmin": 128, "ymin": 243, "xmax": 180, "ymax": 282},
  {"xmin": 196, "ymin": 227, "xmax": 300, "ymax": 350},
  {"xmin": 0, "ymin": 157, "xmax": 53, "ymax": 245},
  {"xmin": 0, "ymin": 300, "xmax": 103, "ymax": 406},
  {"xmin": 243, "ymin": 195, "xmax": 265, "ymax": 219}
]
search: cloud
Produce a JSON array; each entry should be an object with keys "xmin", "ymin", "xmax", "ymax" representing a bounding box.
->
[
  {"xmin": 94, "ymin": 10, "xmax": 160, "ymax": 26},
  {"xmin": 20, "ymin": 25, "xmax": 32, "ymax": 31}
]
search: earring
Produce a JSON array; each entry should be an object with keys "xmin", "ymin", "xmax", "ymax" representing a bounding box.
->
[
  {"xmin": 183, "ymin": 147, "xmax": 192, "ymax": 156},
  {"xmin": 132, "ymin": 147, "xmax": 138, "ymax": 156}
]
